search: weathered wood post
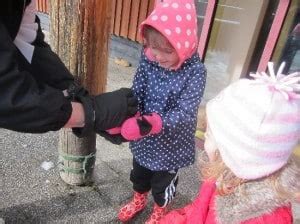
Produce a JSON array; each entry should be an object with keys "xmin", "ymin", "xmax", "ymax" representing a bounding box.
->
[{"xmin": 49, "ymin": 0, "xmax": 112, "ymax": 185}]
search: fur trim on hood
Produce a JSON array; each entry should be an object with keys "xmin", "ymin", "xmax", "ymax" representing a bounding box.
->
[{"xmin": 215, "ymin": 156, "xmax": 300, "ymax": 224}]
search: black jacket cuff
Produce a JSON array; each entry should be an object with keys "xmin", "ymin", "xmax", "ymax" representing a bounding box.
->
[{"xmin": 72, "ymin": 95, "xmax": 95, "ymax": 137}]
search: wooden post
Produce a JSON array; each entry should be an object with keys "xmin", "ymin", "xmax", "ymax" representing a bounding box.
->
[{"xmin": 49, "ymin": 0, "xmax": 112, "ymax": 185}]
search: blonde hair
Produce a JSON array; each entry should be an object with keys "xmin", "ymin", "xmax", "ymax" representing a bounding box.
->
[
  {"xmin": 200, "ymin": 150, "xmax": 299, "ymax": 200},
  {"xmin": 143, "ymin": 25, "xmax": 161, "ymax": 40}
]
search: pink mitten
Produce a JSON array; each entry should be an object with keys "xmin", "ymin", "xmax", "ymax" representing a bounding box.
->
[
  {"xmin": 106, "ymin": 112, "xmax": 141, "ymax": 135},
  {"xmin": 121, "ymin": 113, "xmax": 162, "ymax": 141},
  {"xmin": 105, "ymin": 112, "xmax": 141, "ymax": 135},
  {"xmin": 106, "ymin": 127, "xmax": 122, "ymax": 135}
]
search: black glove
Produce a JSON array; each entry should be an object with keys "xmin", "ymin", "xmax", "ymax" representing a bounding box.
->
[
  {"xmin": 98, "ymin": 131, "xmax": 127, "ymax": 145},
  {"xmin": 72, "ymin": 88, "xmax": 138, "ymax": 138}
]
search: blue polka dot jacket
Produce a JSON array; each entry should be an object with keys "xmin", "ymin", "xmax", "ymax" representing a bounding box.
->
[{"xmin": 130, "ymin": 51, "xmax": 206, "ymax": 171}]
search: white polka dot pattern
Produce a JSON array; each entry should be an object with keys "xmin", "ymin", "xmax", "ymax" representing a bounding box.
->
[
  {"xmin": 151, "ymin": 15, "xmax": 158, "ymax": 21},
  {"xmin": 176, "ymin": 15, "xmax": 182, "ymax": 22},
  {"xmin": 172, "ymin": 3, "xmax": 179, "ymax": 8},
  {"xmin": 186, "ymin": 14, "xmax": 192, "ymax": 21},
  {"xmin": 130, "ymin": 53, "xmax": 207, "ymax": 171},
  {"xmin": 161, "ymin": 15, "xmax": 168, "ymax": 22},
  {"xmin": 165, "ymin": 29, "xmax": 172, "ymax": 35},
  {"xmin": 185, "ymin": 3, "xmax": 192, "ymax": 9}
]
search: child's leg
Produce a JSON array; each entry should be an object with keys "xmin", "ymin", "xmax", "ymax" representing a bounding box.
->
[
  {"xmin": 130, "ymin": 159, "xmax": 153, "ymax": 193},
  {"xmin": 151, "ymin": 170, "xmax": 179, "ymax": 207},
  {"xmin": 118, "ymin": 159, "xmax": 152, "ymax": 222},
  {"xmin": 145, "ymin": 170, "xmax": 179, "ymax": 224}
]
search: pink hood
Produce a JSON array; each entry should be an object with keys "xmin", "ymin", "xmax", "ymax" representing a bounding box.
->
[{"xmin": 140, "ymin": 0, "xmax": 198, "ymax": 70}]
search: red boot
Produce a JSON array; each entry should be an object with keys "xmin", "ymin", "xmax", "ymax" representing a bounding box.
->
[
  {"xmin": 118, "ymin": 191, "xmax": 148, "ymax": 222},
  {"xmin": 145, "ymin": 203, "xmax": 167, "ymax": 224}
]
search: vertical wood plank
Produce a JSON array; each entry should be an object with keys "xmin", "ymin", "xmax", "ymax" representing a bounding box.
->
[
  {"xmin": 110, "ymin": 0, "xmax": 117, "ymax": 34},
  {"xmin": 114, "ymin": 0, "xmax": 123, "ymax": 35},
  {"xmin": 136, "ymin": 0, "xmax": 150, "ymax": 42},
  {"xmin": 36, "ymin": 0, "xmax": 48, "ymax": 13},
  {"xmin": 120, "ymin": 0, "xmax": 132, "ymax": 38},
  {"xmin": 45, "ymin": 0, "xmax": 48, "ymax": 13},
  {"xmin": 128, "ymin": 0, "xmax": 141, "ymax": 41},
  {"xmin": 148, "ymin": 0, "xmax": 156, "ymax": 14},
  {"xmin": 36, "ymin": 0, "xmax": 40, "ymax": 11}
]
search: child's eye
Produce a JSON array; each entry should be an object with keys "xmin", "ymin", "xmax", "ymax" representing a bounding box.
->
[{"xmin": 165, "ymin": 50, "xmax": 174, "ymax": 54}]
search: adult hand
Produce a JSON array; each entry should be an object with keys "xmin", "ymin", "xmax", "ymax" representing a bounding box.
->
[{"xmin": 72, "ymin": 88, "xmax": 138, "ymax": 137}]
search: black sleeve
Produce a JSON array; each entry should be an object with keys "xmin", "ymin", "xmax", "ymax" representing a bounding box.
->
[
  {"xmin": 29, "ymin": 15, "xmax": 75, "ymax": 91},
  {"xmin": 0, "ymin": 20, "xmax": 72, "ymax": 133}
]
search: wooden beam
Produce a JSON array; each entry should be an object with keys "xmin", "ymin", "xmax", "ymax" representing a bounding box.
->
[{"xmin": 49, "ymin": 0, "xmax": 112, "ymax": 185}]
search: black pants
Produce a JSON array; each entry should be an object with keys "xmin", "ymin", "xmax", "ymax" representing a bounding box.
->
[{"xmin": 130, "ymin": 159, "xmax": 179, "ymax": 207}]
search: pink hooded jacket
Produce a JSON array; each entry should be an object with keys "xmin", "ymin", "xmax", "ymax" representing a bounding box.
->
[
  {"xmin": 140, "ymin": 0, "xmax": 198, "ymax": 70},
  {"xmin": 160, "ymin": 180, "xmax": 292, "ymax": 224}
]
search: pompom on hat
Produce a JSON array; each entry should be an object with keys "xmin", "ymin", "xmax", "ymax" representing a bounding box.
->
[{"xmin": 206, "ymin": 62, "xmax": 300, "ymax": 180}]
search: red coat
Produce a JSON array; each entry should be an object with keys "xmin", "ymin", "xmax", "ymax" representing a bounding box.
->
[{"xmin": 160, "ymin": 180, "xmax": 293, "ymax": 224}]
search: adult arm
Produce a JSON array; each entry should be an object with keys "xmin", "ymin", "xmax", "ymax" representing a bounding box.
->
[
  {"xmin": 29, "ymin": 15, "xmax": 74, "ymax": 90},
  {"xmin": 0, "ymin": 20, "xmax": 72, "ymax": 133}
]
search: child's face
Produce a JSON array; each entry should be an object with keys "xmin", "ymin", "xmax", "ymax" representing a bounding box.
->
[
  {"xmin": 204, "ymin": 126, "xmax": 218, "ymax": 161},
  {"xmin": 146, "ymin": 32, "xmax": 179, "ymax": 69}
]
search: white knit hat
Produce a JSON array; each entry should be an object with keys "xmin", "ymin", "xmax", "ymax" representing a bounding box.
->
[{"xmin": 206, "ymin": 62, "xmax": 300, "ymax": 180}]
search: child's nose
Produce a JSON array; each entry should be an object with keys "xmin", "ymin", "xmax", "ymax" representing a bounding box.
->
[{"xmin": 155, "ymin": 53, "xmax": 163, "ymax": 61}]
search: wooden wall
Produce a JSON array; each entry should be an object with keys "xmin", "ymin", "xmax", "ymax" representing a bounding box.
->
[
  {"xmin": 36, "ymin": 0, "xmax": 48, "ymax": 13},
  {"xmin": 111, "ymin": 0, "xmax": 156, "ymax": 43},
  {"xmin": 36, "ymin": 0, "xmax": 155, "ymax": 43}
]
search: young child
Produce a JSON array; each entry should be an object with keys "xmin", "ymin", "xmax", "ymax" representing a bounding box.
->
[
  {"xmin": 107, "ymin": 0, "xmax": 206, "ymax": 223},
  {"xmin": 159, "ymin": 62, "xmax": 300, "ymax": 224}
]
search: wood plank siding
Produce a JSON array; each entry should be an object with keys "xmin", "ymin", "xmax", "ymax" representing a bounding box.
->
[
  {"xmin": 110, "ymin": 0, "xmax": 156, "ymax": 42},
  {"xmin": 36, "ymin": 0, "xmax": 48, "ymax": 14},
  {"xmin": 36, "ymin": 0, "xmax": 155, "ymax": 43}
]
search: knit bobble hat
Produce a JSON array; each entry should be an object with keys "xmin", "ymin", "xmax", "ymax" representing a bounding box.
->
[{"xmin": 206, "ymin": 62, "xmax": 300, "ymax": 180}]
